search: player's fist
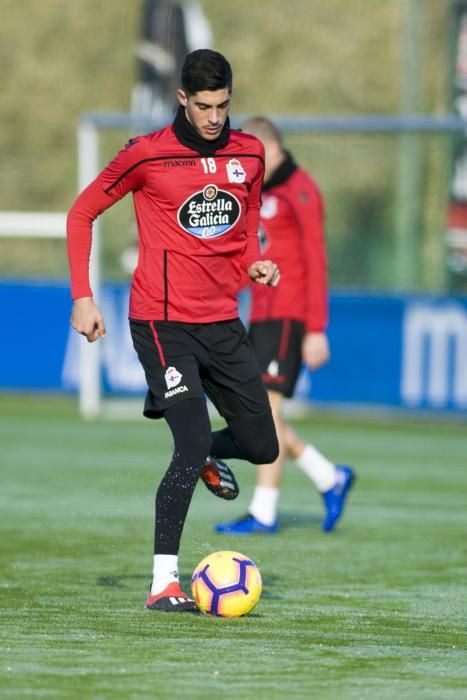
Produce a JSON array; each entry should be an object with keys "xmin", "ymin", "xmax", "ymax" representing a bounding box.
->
[
  {"xmin": 71, "ymin": 297, "xmax": 106, "ymax": 343},
  {"xmin": 248, "ymin": 260, "xmax": 280, "ymax": 287}
]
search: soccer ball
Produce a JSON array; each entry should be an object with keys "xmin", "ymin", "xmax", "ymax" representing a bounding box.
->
[{"xmin": 191, "ymin": 550, "xmax": 262, "ymax": 617}]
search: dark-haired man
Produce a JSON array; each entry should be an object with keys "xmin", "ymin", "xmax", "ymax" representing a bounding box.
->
[{"xmin": 67, "ymin": 50, "xmax": 279, "ymax": 613}]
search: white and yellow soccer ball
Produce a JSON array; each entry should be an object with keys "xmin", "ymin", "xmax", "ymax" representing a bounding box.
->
[{"xmin": 191, "ymin": 550, "xmax": 262, "ymax": 617}]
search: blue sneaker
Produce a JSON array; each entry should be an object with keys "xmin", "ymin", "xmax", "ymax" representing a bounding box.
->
[
  {"xmin": 321, "ymin": 465, "xmax": 355, "ymax": 532},
  {"xmin": 214, "ymin": 513, "xmax": 279, "ymax": 535}
]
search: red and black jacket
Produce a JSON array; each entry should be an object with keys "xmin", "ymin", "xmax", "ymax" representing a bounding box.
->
[
  {"xmin": 67, "ymin": 108, "xmax": 264, "ymax": 323},
  {"xmin": 249, "ymin": 153, "xmax": 328, "ymax": 333}
]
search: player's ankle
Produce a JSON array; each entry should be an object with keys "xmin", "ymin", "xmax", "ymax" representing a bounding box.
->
[
  {"xmin": 151, "ymin": 553, "xmax": 179, "ymax": 595},
  {"xmin": 249, "ymin": 485, "xmax": 279, "ymax": 526}
]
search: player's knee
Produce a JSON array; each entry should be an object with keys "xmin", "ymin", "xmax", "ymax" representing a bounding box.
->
[
  {"xmin": 195, "ymin": 430, "xmax": 213, "ymax": 462},
  {"xmin": 239, "ymin": 421, "xmax": 279, "ymax": 464},
  {"xmin": 164, "ymin": 399, "xmax": 212, "ymax": 464},
  {"xmin": 175, "ymin": 428, "xmax": 211, "ymax": 464},
  {"xmin": 246, "ymin": 435, "xmax": 279, "ymax": 465},
  {"xmin": 229, "ymin": 411, "xmax": 279, "ymax": 464}
]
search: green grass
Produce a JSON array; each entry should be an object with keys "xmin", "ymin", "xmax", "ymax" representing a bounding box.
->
[{"xmin": 1, "ymin": 395, "xmax": 466, "ymax": 699}]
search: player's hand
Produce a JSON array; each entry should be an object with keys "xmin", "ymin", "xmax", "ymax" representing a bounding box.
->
[
  {"xmin": 71, "ymin": 297, "xmax": 106, "ymax": 343},
  {"xmin": 302, "ymin": 332, "xmax": 329, "ymax": 370},
  {"xmin": 248, "ymin": 260, "xmax": 280, "ymax": 287}
]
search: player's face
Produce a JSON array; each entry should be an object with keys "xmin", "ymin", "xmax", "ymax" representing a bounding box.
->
[{"xmin": 177, "ymin": 88, "xmax": 231, "ymax": 141}]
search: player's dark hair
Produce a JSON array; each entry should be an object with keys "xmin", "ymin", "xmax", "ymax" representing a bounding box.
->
[{"xmin": 181, "ymin": 49, "xmax": 233, "ymax": 95}]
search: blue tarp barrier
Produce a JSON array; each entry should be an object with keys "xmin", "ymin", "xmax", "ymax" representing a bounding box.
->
[{"xmin": 1, "ymin": 279, "xmax": 466, "ymax": 415}]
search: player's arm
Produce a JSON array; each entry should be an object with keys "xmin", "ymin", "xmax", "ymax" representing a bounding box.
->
[
  {"xmin": 243, "ymin": 142, "xmax": 280, "ymax": 287},
  {"xmin": 293, "ymin": 177, "xmax": 329, "ymax": 369},
  {"xmin": 66, "ymin": 137, "xmax": 148, "ymax": 342},
  {"xmin": 67, "ymin": 180, "xmax": 116, "ymax": 342}
]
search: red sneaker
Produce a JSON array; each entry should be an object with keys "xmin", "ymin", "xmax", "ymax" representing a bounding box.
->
[
  {"xmin": 145, "ymin": 582, "xmax": 198, "ymax": 612},
  {"xmin": 200, "ymin": 457, "xmax": 239, "ymax": 501}
]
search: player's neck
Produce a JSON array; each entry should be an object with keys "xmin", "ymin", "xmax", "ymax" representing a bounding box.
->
[
  {"xmin": 172, "ymin": 106, "xmax": 230, "ymax": 156},
  {"xmin": 263, "ymin": 151, "xmax": 297, "ymax": 191}
]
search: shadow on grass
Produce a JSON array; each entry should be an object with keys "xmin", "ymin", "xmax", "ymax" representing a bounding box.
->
[
  {"xmin": 97, "ymin": 573, "xmax": 148, "ymax": 588},
  {"xmin": 279, "ymin": 509, "xmax": 321, "ymax": 529},
  {"xmin": 96, "ymin": 512, "xmax": 318, "ymax": 596},
  {"xmin": 97, "ymin": 570, "xmax": 283, "ymax": 600}
]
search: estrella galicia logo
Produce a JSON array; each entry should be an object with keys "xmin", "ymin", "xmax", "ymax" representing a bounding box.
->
[{"xmin": 177, "ymin": 184, "xmax": 241, "ymax": 239}]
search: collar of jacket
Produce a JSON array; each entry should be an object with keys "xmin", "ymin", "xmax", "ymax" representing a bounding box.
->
[
  {"xmin": 263, "ymin": 151, "xmax": 297, "ymax": 191},
  {"xmin": 172, "ymin": 105, "xmax": 231, "ymax": 156}
]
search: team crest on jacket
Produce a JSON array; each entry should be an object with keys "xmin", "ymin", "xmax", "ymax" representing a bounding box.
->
[
  {"xmin": 177, "ymin": 184, "xmax": 241, "ymax": 238},
  {"xmin": 165, "ymin": 366, "xmax": 182, "ymax": 389},
  {"xmin": 226, "ymin": 158, "xmax": 246, "ymax": 183},
  {"xmin": 260, "ymin": 195, "xmax": 278, "ymax": 219}
]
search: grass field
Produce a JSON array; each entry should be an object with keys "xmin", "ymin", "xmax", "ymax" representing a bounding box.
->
[{"xmin": 1, "ymin": 395, "xmax": 466, "ymax": 699}]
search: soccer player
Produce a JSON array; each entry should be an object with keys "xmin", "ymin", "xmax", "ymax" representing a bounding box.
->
[
  {"xmin": 66, "ymin": 51, "xmax": 280, "ymax": 613},
  {"xmin": 215, "ymin": 117, "xmax": 355, "ymax": 536}
]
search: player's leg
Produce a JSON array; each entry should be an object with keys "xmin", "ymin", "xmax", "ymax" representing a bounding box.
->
[
  {"xmin": 200, "ymin": 405, "xmax": 279, "ymax": 503},
  {"xmin": 146, "ymin": 397, "xmax": 211, "ymax": 611},
  {"xmin": 256, "ymin": 318, "xmax": 354, "ymax": 532},
  {"xmin": 252, "ymin": 390, "xmax": 285, "ymax": 487},
  {"xmin": 209, "ymin": 408, "xmax": 279, "ymax": 466},
  {"xmin": 200, "ymin": 404, "xmax": 279, "ymax": 502},
  {"xmin": 214, "ymin": 391, "xmax": 287, "ymax": 533},
  {"xmin": 246, "ymin": 390, "xmax": 285, "ymax": 526},
  {"xmin": 282, "ymin": 417, "xmax": 355, "ymax": 532},
  {"xmin": 214, "ymin": 320, "xmax": 294, "ymax": 534},
  {"xmin": 283, "ymin": 421, "xmax": 337, "ymax": 491},
  {"xmin": 130, "ymin": 320, "xmax": 209, "ymax": 611},
  {"xmin": 200, "ymin": 318, "xmax": 279, "ymax": 471}
]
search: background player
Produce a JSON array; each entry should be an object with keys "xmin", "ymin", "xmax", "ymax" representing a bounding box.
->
[
  {"xmin": 67, "ymin": 51, "xmax": 280, "ymax": 612},
  {"xmin": 215, "ymin": 117, "xmax": 355, "ymax": 536}
]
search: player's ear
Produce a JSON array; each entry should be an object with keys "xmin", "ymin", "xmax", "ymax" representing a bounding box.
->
[{"xmin": 177, "ymin": 89, "xmax": 188, "ymax": 108}]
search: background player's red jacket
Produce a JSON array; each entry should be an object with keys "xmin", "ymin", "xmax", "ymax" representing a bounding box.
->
[
  {"xmin": 249, "ymin": 154, "xmax": 328, "ymax": 333},
  {"xmin": 67, "ymin": 116, "xmax": 264, "ymax": 323}
]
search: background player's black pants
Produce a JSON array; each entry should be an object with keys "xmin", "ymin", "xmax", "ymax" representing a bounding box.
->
[{"xmin": 155, "ymin": 398, "xmax": 279, "ymax": 554}]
